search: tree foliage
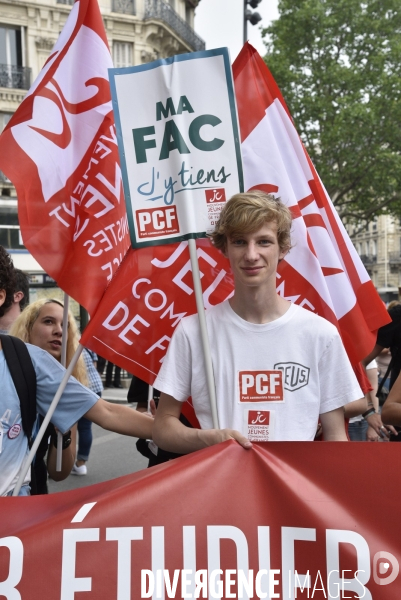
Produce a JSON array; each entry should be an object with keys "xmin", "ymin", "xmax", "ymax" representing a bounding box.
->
[{"xmin": 262, "ymin": 0, "xmax": 401, "ymax": 224}]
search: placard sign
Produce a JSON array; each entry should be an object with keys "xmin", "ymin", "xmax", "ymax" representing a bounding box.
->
[{"xmin": 109, "ymin": 48, "xmax": 243, "ymax": 248}]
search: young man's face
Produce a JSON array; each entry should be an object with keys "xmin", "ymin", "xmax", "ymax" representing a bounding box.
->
[{"xmin": 224, "ymin": 221, "xmax": 287, "ymax": 289}]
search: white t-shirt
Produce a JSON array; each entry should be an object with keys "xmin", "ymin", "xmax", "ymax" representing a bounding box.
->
[
  {"xmin": 154, "ymin": 301, "xmax": 363, "ymax": 441},
  {"xmin": 0, "ymin": 343, "xmax": 98, "ymax": 496}
]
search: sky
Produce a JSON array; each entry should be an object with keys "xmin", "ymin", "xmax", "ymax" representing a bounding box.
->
[{"xmin": 194, "ymin": 0, "xmax": 279, "ymax": 63}]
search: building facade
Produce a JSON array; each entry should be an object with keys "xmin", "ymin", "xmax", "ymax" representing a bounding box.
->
[
  {"xmin": 0, "ymin": 0, "xmax": 204, "ymax": 292},
  {"xmin": 351, "ymin": 215, "xmax": 401, "ymax": 303}
]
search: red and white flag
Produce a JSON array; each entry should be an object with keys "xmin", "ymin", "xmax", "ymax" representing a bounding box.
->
[
  {"xmin": 0, "ymin": 0, "xmax": 129, "ymax": 315},
  {"xmin": 233, "ymin": 43, "xmax": 389, "ymax": 365}
]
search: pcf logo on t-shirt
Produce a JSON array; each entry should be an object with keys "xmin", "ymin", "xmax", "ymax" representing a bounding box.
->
[{"xmin": 238, "ymin": 370, "xmax": 284, "ymax": 402}]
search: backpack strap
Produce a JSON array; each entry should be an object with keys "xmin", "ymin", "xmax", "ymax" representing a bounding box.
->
[{"xmin": 0, "ymin": 334, "xmax": 37, "ymax": 443}]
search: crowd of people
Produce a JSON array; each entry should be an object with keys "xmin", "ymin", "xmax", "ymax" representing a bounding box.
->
[{"xmin": 2, "ymin": 191, "xmax": 401, "ymax": 496}]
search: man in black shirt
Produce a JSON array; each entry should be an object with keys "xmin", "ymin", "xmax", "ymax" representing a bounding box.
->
[
  {"xmin": 374, "ymin": 304, "xmax": 401, "ymax": 388},
  {"xmin": 363, "ymin": 303, "xmax": 401, "ymax": 440}
]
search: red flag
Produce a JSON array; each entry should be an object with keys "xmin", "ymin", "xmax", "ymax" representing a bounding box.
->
[
  {"xmin": 233, "ymin": 43, "xmax": 390, "ymax": 365},
  {"xmin": 82, "ymin": 44, "xmax": 388, "ymax": 379},
  {"xmin": 81, "ymin": 238, "xmax": 234, "ymax": 381},
  {"xmin": 0, "ymin": 0, "xmax": 129, "ymax": 315}
]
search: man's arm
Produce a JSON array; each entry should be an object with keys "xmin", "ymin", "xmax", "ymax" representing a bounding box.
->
[
  {"xmin": 343, "ymin": 397, "xmax": 367, "ymax": 419},
  {"xmin": 153, "ymin": 393, "xmax": 252, "ymax": 454},
  {"xmin": 361, "ymin": 344, "xmax": 384, "ymax": 367},
  {"xmin": 362, "ymin": 361, "xmax": 396, "ymax": 438},
  {"xmin": 381, "ymin": 372, "xmax": 401, "ymax": 425},
  {"xmin": 320, "ymin": 407, "xmax": 348, "ymax": 441},
  {"xmin": 84, "ymin": 399, "xmax": 153, "ymax": 439}
]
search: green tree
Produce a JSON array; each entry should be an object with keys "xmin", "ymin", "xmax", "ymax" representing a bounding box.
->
[{"xmin": 262, "ymin": 0, "xmax": 401, "ymax": 224}]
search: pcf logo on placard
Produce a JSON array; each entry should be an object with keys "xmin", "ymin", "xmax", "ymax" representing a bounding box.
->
[
  {"xmin": 136, "ymin": 206, "xmax": 179, "ymax": 239},
  {"xmin": 239, "ymin": 370, "xmax": 284, "ymax": 402}
]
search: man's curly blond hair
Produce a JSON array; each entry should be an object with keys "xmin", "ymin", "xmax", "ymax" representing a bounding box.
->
[{"xmin": 210, "ymin": 191, "xmax": 292, "ymax": 253}]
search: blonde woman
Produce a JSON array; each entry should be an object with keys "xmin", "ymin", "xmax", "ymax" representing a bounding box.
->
[
  {"xmin": 6, "ymin": 297, "xmax": 153, "ymax": 495},
  {"xmin": 11, "ymin": 299, "xmax": 87, "ymax": 492}
]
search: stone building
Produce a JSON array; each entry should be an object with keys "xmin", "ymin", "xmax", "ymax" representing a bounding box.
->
[
  {"xmin": 351, "ymin": 215, "xmax": 401, "ymax": 303},
  {"xmin": 0, "ymin": 0, "xmax": 204, "ymax": 294}
]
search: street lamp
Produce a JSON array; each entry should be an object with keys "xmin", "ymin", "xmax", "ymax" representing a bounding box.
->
[{"xmin": 243, "ymin": 0, "xmax": 263, "ymax": 45}]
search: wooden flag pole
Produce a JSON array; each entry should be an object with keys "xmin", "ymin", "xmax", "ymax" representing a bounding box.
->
[
  {"xmin": 188, "ymin": 238, "xmax": 220, "ymax": 430},
  {"xmin": 13, "ymin": 344, "xmax": 84, "ymax": 496},
  {"xmin": 147, "ymin": 384, "xmax": 153, "ymax": 414},
  {"xmin": 56, "ymin": 293, "xmax": 70, "ymax": 471}
]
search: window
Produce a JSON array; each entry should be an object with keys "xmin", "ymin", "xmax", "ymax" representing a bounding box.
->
[
  {"xmin": 0, "ymin": 26, "xmax": 30, "ymax": 89},
  {"xmin": 372, "ymin": 218, "xmax": 377, "ymax": 231},
  {"xmin": 365, "ymin": 241, "xmax": 369, "ymax": 255},
  {"xmin": 0, "ymin": 112, "xmax": 12, "ymax": 133},
  {"xmin": 185, "ymin": 5, "xmax": 192, "ymax": 25},
  {"xmin": 372, "ymin": 240, "xmax": 377, "ymax": 257},
  {"xmin": 0, "ymin": 26, "xmax": 22, "ymax": 67},
  {"xmin": 0, "ymin": 205, "xmax": 24, "ymax": 250},
  {"xmin": 0, "ymin": 226, "xmax": 24, "ymax": 249},
  {"xmin": 112, "ymin": 0, "xmax": 135, "ymax": 15},
  {"xmin": 113, "ymin": 42, "xmax": 133, "ymax": 68}
]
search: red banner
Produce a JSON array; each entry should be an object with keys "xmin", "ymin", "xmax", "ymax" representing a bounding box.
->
[
  {"xmin": 1, "ymin": 442, "xmax": 400, "ymax": 599},
  {"xmin": 0, "ymin": 0, "xmax": 129, "ymax": 315}
]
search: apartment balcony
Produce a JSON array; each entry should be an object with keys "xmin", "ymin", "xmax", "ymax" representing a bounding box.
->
[
  {"xmin": 145, "ymin": 0, "xmax": 205, "ymax": 51},
  {"xmin": 0, "ymin": 65, "xmax": 31, "ymax": 90},
  {"xmin": 360, "ymin": 254, "xmax": 377, "ymax": 265}
]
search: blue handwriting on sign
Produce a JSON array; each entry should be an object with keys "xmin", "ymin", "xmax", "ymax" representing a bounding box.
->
[
  {"xmin": 137, "ymin": 161, "xmax": 231, "ymax": 206},
  {"xmin": 137, "ymin": 167, "xmax": 163, "ymax": 201}
]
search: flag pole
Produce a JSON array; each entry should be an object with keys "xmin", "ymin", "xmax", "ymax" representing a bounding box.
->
[
  {"xmin": 147, "ymin": 384, "xmax": 153, "ymax": 413},
  {"xmin": 12, "ymin": 344, "xmax": 84, "ymax": 496},
  {"xmin": 188, "ymin": 238, "xmax": 219, "ymax": 429},
  {"xmin": 55, "ymin": 293, "xmax": 70, "ymax": 470}
]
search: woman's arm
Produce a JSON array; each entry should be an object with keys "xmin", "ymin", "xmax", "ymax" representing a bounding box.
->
[
  {"xmin": 84, "ymin": 399, "xmax": 154, "ymax": 439},
  {"xmin": 47, "ymin": 425, "xmax": 77, "ymax": 481}
]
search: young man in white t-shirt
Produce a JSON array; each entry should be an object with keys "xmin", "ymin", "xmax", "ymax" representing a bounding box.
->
[{"xmin": 153, "ymin": 192, "xmax": 363, "ymax": 452}]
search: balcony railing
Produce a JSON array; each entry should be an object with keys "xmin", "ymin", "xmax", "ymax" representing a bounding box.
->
[
  {"xmin": 112, "ymin": 0, "xmax": 136, "ymax": 15},
  {"xmin": 56, "ymin": 0, "xmax": 74, "ymax": 5},
  {"xmin": 145, "ymin": 0, "xmax": 205, "ymax": 52},
  {"xmin": 360, "ymin": 254, "xmax": 377, "ymax": 265},
  {"xmin": 0, "ymin": 65, "xmax": 31, "ymax": 90},
  {"xmin": 389, "ymin": 252, "xmax": 401, "ymax": 264}
]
